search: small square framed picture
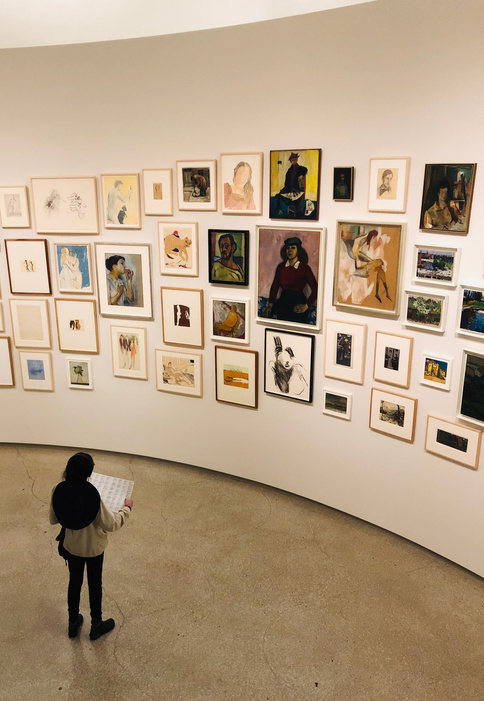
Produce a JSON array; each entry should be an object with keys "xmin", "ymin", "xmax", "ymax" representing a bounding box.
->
[
  {"xmin": 215, "ymin": 345, "xmax": 258, "ymax": 409},
  {"xmin": 55, "ymin": 299, "xmax": 99, "ymax": 353},
  {"xmin": 160, "ymin": 287, "xmax": 204, "ymax": 348},
  {"xmin": 159, "ymin": 222, "xmax": 198, "ymax": 277},
  {"xmin": 420, "ymin": 354, "xmax": 452, "ymax": 391},
  {"xmin": 155, "ymin": 349, "xmax": 202, "ymax": 397},
  {"xmin": 368, "ymin": 157, "xmax": 410, "ymax": 213},
  {"xmin": 176, "ymin": 160, "xmax": 217, "ymax": 211},
  {"xmin": 264, "ymin": 328, "xmax": 314, "ymax": 403},
  {"xmin": 210, "ymin": 298, "xmax": 249, "ymax": 344},
  {"xmin": 67, "ymin": 358, "xmax": 93, "ymax": 390},
  {"xmin": 31, "ymin": 176, "xmax": 99, "ymax": 234},
  {"xmin": 425, "ymin": 416, "xmax": 481, "ymax": 470},
  {"xmin": 458, "ymin": 349, "xmax": 484, "ymax": 427},
  {"xmin": 412, "ymin": 244, "xmax": 460, "ymax": 288},
  {"xmin": 333, "ymin": 167, "xmax": 354, "ymax": 202},
  {"xmin": 404, "ymin": 290, "xmax": 447, "ymax": 334},
  {"xmin": 420, "ymin": 163, "xmax": 476, "ymax": 233},
  {"xmin": 457, "ymin": 285, "xmax": 484, "ymax": 340},
  {"xmin": 373, "ymin": 331, "xmax": 413, "ymax": 389},
  {"xmin": 101, "ymin": 174, "xmax": 141, "ymax": 229},
  {"xmin": 324, "ymin": 319, "xmax": 367, "ymax": 385},
  {"xmin": 19, "ymin": 351, "xmax": 54, "ymax": 391},
  {"xmin": 53, "ymin": 243, "xmax": 94, "ymax": 294},
  {"xmin": 142, "ymin": 169, "xmax": 173, "ymax": 216},
  {"xmin": 220, "ymin": 152, "xmax": 263, "ymax": 215},
  {"xmin": 369, "ymin": 387, "xmax": 417, "ymax": 443},
  {"xmin": 0, "ymin": 337, "xmax": 15, "ymax": 386},
  {"xmin": 110, "ymin": 325, "xmax": 148, "ymax": 380},
  {"xmin": 9, "ymin": 299, "xmax": 51, "ymax": 349},
  {"xmin": 322, "ymin": 389, "xmax": 352, "ymax": 420},
  {"xmin": 0, "ymin": 186, "xmax": 31, "ymax": 228},
  {"xmin": 5, "ymin": 239, "xmax": 51, "ymax": 295},
  {"xmin": 209, "ymin": 229, "xmax": 249, "ymax": 286}
]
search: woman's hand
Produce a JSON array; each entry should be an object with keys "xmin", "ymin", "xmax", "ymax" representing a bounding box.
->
[
  {"xmin": 124, "ymin": 499, "xmax": 134, "ymax": 509},
  {"xmin": 293, "ymin": 303, "xmax": 308, "ymax": 314}
]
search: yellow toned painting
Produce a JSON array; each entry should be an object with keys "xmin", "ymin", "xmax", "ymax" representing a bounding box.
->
[
  {"xmin": 270, "ymin": 149, "xmax": 321, "ymax": 221},
  {"xmin": 101, "ymin": 174, "xmax": 141, "ymax": 229}
]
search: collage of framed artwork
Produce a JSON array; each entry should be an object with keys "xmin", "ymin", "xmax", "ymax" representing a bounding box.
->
[
  {"xmin": 9, "ymin": 299, "xmax": 51, "ymax": 348},
  {"xmin": 160, "ymin": 287, "xmax": 204, "ymax": 348},
  {"xmin": 324, "ymin": 319, "xmax": 367, "ymax": 385},
  {"xmin": 158, "ymin": 222, "xmax": 198, "ymax": 277},
  {"xmin": 19, "ymin": 351, "xmax": 53, "ymax": 391},
  {"xmin": 425, "ymin": 416, "xmax": 481, "ymax": 470},
  {"xmin": 220, "ymin": 152, "xmax": 263, "ymax": 215},
  {"xmin": 264, "ymin": 328, "xmax": 314, "ymax": 403},
  {"xmin": 0, "ymin": 186, "xmax": 31, "ymax": 228},
  {"xmin": 95, "ymin": 243, "xmax": 153, "ymax": 319},
  {"xmin": 66, "ymin": 358, "xmax": 93, "ymax": 390},
  {"xmin": 215, "ymin": 345, "xmax": 258, "ymax": 408},
  {"xmin": 100, "ymin": 174, "xmax": 141, "ymax": 229},
  {"xmin": 5, "ymin": 239, "xmax": 51, "ymax": 295},
  {"xmin": 373, "ymin": 332, "xmax": 413, "ymax": 389},
  {"xmin": 155, "ymin": 349, "xmax": 202, "ymax": 397},
  {"xmin": 31, "ymin": 176, "xmax": 99, "ymax": 234},
  {"xmin": 208, "ymin": 229, "xmax": 249, "ymax": 286},
  {"xmin": 210, "ymin": 298, "xmax": 249, "ymax": 345},
  {"xmin": 176, "ymin": 160, "xmax": 217, "ymax": 212},
  {"xmin": 110, "ymin": 325, "xmax": 148, "ymax": 380},
  {"xmin": 55, "ymin": 299, "xmax": 99, "ymax": 353},
  {"xmin": 142, "ymin": 169, "xmax": 173, "ymax": 216},
  {"xmin": 53, "ymin": 243, "xmax": 93, "ymax": 294},
  {"xmin": 322, "ymin": 389, "xmax": 352, "ymax": 420},
  {"xmin": 0, "ymin": 337, "xmax": 15, "ymax": 386},
  {"xmin": 369, "ymin": 388, "xmax": 417, "ymax": 443},
  {"xmin": 367, "ymin": 157, "xmax": 410, "ymax": 213}
]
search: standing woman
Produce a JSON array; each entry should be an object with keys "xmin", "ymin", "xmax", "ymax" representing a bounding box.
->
[{"xmin": 50, "ymin": 452, "xmax": 133, "ymax": 640}]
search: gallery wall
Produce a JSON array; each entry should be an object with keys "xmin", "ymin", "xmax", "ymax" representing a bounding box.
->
[{"xmin": 2, "ymin": 0, "xmax": 484, "ymax": 574}]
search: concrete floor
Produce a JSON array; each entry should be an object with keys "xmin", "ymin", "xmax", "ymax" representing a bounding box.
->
[{"xmin": 2, "ymin": 444, "xmax": 484, "ymax": 701}]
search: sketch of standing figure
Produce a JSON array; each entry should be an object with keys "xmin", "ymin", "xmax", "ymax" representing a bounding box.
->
[
  {"xmin": 107, "ymin": 180, "xmax": 132, "ymax": 224},
  {"xmin": 269, "ymin": 335, "xmax": 308, "ymax": 396}
]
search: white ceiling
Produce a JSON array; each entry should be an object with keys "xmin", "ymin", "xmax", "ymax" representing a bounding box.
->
[{"xmin": 0, "ymin": 0, "xmax": 375, "ymax": 49}]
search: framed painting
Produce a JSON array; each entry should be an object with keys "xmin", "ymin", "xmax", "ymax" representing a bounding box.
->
[
  {"xmin": 322, "ymin": 389, "xmax": 352, "ymax": 420},
  {"xmin": 160, "ymin": 287, "xmax": 204, "ymax": 348},
  {"xmin": 412, "ymin": 244, "xmax": 460, "ymax": 288},
  {"xmin": 425, "ymin": 416, "xmax": 481, "ymax": 470},
  {"xmin": 0, "ymin": 337, "xmax": 14, "ymax": 386},
  {"xmin": 208, "ymin": 229, "xmax": 249, "ymax": 286},
  {"xmin": 333, "ymin": 167, "xmax": 354, "ymax": 202},
  {"xmin": 210, "ymin": 298, "xmax": 249, "ymax": 345},
  {"xmin": 176, "ymin": 160, "xmax": 217, "ymax": 211},
  {"xmin": 159, "ymin": 222, "xmax": 198, "ymax": 277},
  {"xmin": 457, "ymin": 286, "xmax": 484, "ymax": 340},
  {"xmin": 100, "ymin": 173, "xmax": 141, "ymax": 229},
  {"xmin": 324, "ymin": 319, "xmax": 367, "ymax": 385},
  {"xmin": 67, "ymin": 358, "xmax": 93, "ymax": 390},
  {"xmin": 369, "ymin": 387, "xmax": 417, "ymax": 443},
  {"xmin": 0, "ymin": 304, "xmax": 4, "ymax": 333},
  {"xmin": 256, "ymin": 225, "xmax": 324, "ymax": 331},
  {"xmin": 110, "ymin": 325, "xmax": 148, "ymax": 380},
  {"xmin": 5, "ymin": 239, "xmax": 51, "ymax": 295},
  {"xmin": 419, "ymin": 163, "xmax": 476, "ymax": 233},
  {"xmin": 9, "ymin": 299, "xmax": 51, "ymax": 348},
  {"xmin": 19, "ymin": 351, "xmax": 53, "ymax": 391},
  {"xmin": 220, "ymin": 152, "xmax": 263, "ymax": 215},
  {"xmin": 458, "ymin": 350, "xmax": 484, "ymax": 427},
  {"xmin": 373, "ymin": 331, "xmax": 413, "ymax": 389},
  {"xmin": 142, "ymin": 168, "xmax": 173, "ymax": 216},
  {"xmin": 95, "ymin": 243, "xmax": 152, "ymax": 319},
  {"xmin": 53, "ymin": 243, "xmax": 93, "ymax": 294},
  {"xmin": 0, "ymin": 186, "xmax": 30, "ymax": 228},
  {"xmin": 368, "ymin": 157, "xmax": 410, "ymax": 213},
  {"xmin": 55, "ymin": 299, "xmax": 99, "ymax": 353},
  {"xmin": 333, "ymin": 221, "xmax": 404, "ymax": 318},
  {"xmin": 420, "ymin": 353, "xmax": 452, "ymax": 391},
  {"xmin": 31, "ymin": 176, "xmax": 99, "ymax": 234},
  {"xmin": 404, "ymin": 291, "xmax": 447, "ymax": 334},
  {"xmin": 215, "ymin": 345, "xmax": 258, "ymax": 409},
  {"xmin": 155, "ymin": 349, "xmax": 202, "ymax": 397},
  {"xmin": 264, "ymin": 328, "xmax": 314, "ymax": 403},
  {"xmin": 269, "ymin": 148, "xmax": 321, "ymax": 221}
]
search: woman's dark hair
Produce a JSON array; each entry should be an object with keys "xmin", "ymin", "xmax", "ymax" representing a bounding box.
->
[
  {"xmin": 63, "ymin": 452, "xmax": 94, "ymax": 481},
  {"xmin": 280, "ymin": 242, "xmax": 308, "ymax": 265}
]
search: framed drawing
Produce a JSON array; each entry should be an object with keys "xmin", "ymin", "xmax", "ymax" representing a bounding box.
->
[
  {"xmin": 369, "ymin": 387, "xmax": 417, "ymax": 443},
  {"xmin": 100, "ymin": 173, "xmax": 141, "ymax": 229},
  {"xmin": 0, "ymin": 186, "xmax": 30, "ymax": 228},
  {"xmin": 142, "ymin": 169, "xmax": 173, "ymax": 216},
  {"xmin": 256, "ymin": 225, "xmax": 324, "ymax": 331},
  {"xmin": 324, "ymin": 319, "xmax": 367, "ymax": 385},
  {"xmin": 368, "ymin": 157, "xmax": 409, "ymax": 213},
  {"xmin": 425, "ymin": 416, "xmax": 481, "ymax": 470},
  {"xmin": 5, "ymin": 239, "xmax": 51, "ymax": 295},
  {"xmin": 215, "ymin": 345, "xmax": 258, "ymax": 408},
  {"xmin": 0, "ymin": 337, "xmax": 14, "ymax": 386},
  {"xmin": 160, "ymin": 287, "xmax": 204, "ymax": 348},
  {"xmin": 155, "ymin": 349, "xmax": 202, "ymax": 397},
  {"xmin": 322, "ymin": 389, "xmax": 352, "ymax": 420},
  {"xmin": 412, "ymin": 244, "xmax": 460, "ymax": 288},
  {"xmin": 110, "ymin": 325, "xmax": 148, "ymax": 380},
  {"xmin": 421, "ymin": 353, "xmax": 452, "ymax": 391},
  {"xmin": 53, "ymin": 243, "xmax": 93, "ymax": 294},
  {"xmin": 208, "ymin": 229, "xmax": 249, "ymax": 286},
  {"xmin": 176, "ymin": 160, "xmax": 217, "ymax": 211},
  {"xmin": 67, "ymin": 358, "xmax": 93, "ymax": 390},
  {"xmin": 9, "ymin": 299, "xmax": 51, "ymax": 348},
  {"xmin": 55, "ymin": 299, "xmax": 99, "ymax": 353},
  {"xmin": 457, "ymin": 286, "xmax": 484, "ymax": 340},
  {"xmin": 264, "ymin": 328, "xmax": 314, "ymax": 403},
  {"xmin": 0, "ymin": 304, "xmax": 4, "ymax": 333},
  {"xmin": 210, "ymin": 298, "xmax": 249, "ymax": 344},
  {"xmin": 373, "ymin": 331, "xmax": 413, "ymax": 389},
  {"xmin": 420, "ymin": 163, "xmax": 476, "ymax": 233},
  {"xmin": 269, "ymin": 149, "xmax": 321, "ymax": 220},
  {"xmin": 333, "ymin": 167, "xmax": 354, "ymax": 202},
  {"xmin": 220, "ymin": 152, "xmax": 263, "ymax": 215},
  {"xmin": 19, "ymin": 351, "xmax": 53, "ymax": 391},
  {"xmin": 95, "ymin": 243, "xmax": 152, "ymax": 319},
  {"xmin": 458, "ymin": 350, "xmax": 484, "ymax": 427},
  {"xmin": 31, "ymin": 176, "xmax": 99, "ymax": 234},
  {"xmin": 159, "ymin": 222, "xmax": 198, "ymax": 277},
  {"xmin": 333, "ymin": 221, "xmax": 404, "ymax": 318},
  {"xmin": 404, "ymin": 291, "xmax": 447, "ymax": 334}
]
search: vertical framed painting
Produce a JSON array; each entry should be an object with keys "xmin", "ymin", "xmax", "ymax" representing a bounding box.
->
[
  {"xmin": 458, "ymin": 350, "xmax": 484, "ymax": 427},
  {"xmin": 333, "ymin": 221, "xmax": 405, "ymax": 318},
  {"xmin": 404, "ymin": 291, "xmax": 447, "ymax": 334},
  {"xmin": 55, "ymin": 299, "xmax": 99, "ymax": 353},
  {"xmin": 220, "ymin": 152, "xmax": 263, "ymax": 214},
  {"xmin": 142, "ymin": 168, "xmax": 173, "ymax": 216},
  {"xmin": 369, "ymin": 387, "xmax": 417, "ymax": 443},
  {"xmin": 53, "ymin": 243, "xmax": 93, "ymax": 294},
  {"xmin": 110, "ymin": 325, "xmax": 148, "ymax": 380},
  {"xmin": 420, "ymin": 353, "xmax": 452, "ymax": 391},
  {"xmin": 264, "ymin": 328, "xmax": 314, "ymax": 403},
  {"xmin": 0, "ymin": 304, "xmax": 4, "ymax": 333},
  {"xmin": 412, "ymin": 244, "xmax": 460, "ymax": 288},
  {"xmin": 215, "ymin": 345, "xmax": 258, "ymax": 408},
  {"xmin": 95, "ymin": 243, "xmax": 153, "ymax": 319},
  {"xmin": 368, "ymin": 157, "xmax": 410, "ymax": 213},
  {"xmin": 210, "ymin": 298, "xmax": 249, "ymax": 344},
  {"xmin": 9, "ymin": 299, "xmax": 51, "ymax": 348},
  {"xmin": 66, "ymin": 358, "xmax": 93, "ymax": 390},
  {"xmin": 425, "ymin": 416, "xmax": 481, "ymax": 470},
  {"xmin": 176, "ymin": 160, "xmax": 217, "ymax": 211},
  {"xmin": 19, "ymin": 351, "xmax": 54, "ymax": 391},
  {"xmin": 0, "ymin": 337, "xmax": 15, "ymax": 386},
  {"xmin": 256, "ymin": 226, "xmax": 324, "ymax": 331},
  {"xmin": 5, "ymin": 239, "xmax": 51, "ymax": 295},
  {"xmin": 420, "ymin": 163, "xmax": 476, "ymax": 233},
  {"xmin": 373, "ymin": 332, "xmax": 413, "ymax": 389},
  {"xmin": 31, "ymin": 176, "xmax": 99, "ymax": 234},
  {"xmin": 324, "ymin": 319, "xmax": 367, "ymax": 385},
  {"xmin": 159, "ymin": 222, "xmax": 198, "ymax": 277},
  {"xmin": 0, "ymin": 186, "xmax": 31, "ymax": 228},
  {"xmin": 322, "ymin": 389, "xmax": 352, "ymax": 420},
  {"xmin": 208, "ymin": 229, "xmax": 249, "ymax": 286},
  {"xmin": 333, "ymin": 167, "xmax": 354, "ymax": 202},
  {"xmin": 100, "ymin": 173, "xmax": 141, "ymax": 229},
  {"xmin": 155, "ymin": 349, "xmax": 202, "ymax": 397},
  {"xmin": 160, "ymin": 287, "xmax": 204, "ymax": 348},
  {"xmin": 457, "ymin": 286, "xmax": 484, "ymax": 340},
  {"xmin": 269, "ymin": 148, "xmax": 321, "ymax": 221}
]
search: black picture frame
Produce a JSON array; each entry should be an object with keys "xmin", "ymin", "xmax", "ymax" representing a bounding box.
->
[
  {"xmin": 333, "ymin": 167, "xmax": 354, "ymax": 201},
  {"xmin": 264, "ymin": 327, "xmax": 314, "ymax": 403},
  {"xmin": 208, "ymin": 229, "xmax": 249, "ymax": 286}
]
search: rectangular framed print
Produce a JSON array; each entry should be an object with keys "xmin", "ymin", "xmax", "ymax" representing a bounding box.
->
[
  {"xmin": 142, "ymin": 168, "xmax": 173, "ymax": 216},
  {"xmin": 95, "ymin": 243, "xmax": 153, "ymax": 319},
  {"xmin": 215, "ymin": 345, "xmax": 258, "ymax": 409},
  {"xmin": 425, "ymin": 416, "xmax": 481, "ymax": 470},
  {"xmin": 211, "ymin": 298, "xmax": 249, "ymax": 344},
  {"xmin": 67, "ymin": 358, "xmax": 93, "ymax": 389},
  {"xmin": 5, "ymin": 239, "xmax": 51, "ymax": 295},
  {"xmin": 209, "ymin": 229, "xmax": 249, "ymax": 286},
  {"xmin": 322, "ymin": 389, "xmax": 352, "ymax": 420},
  {"xmin": 368, "ymin": 157, "xmax": 410, "ymax": 213},
  {"xmin": 9, "ymin": 299, "xmax": 51, "ymax": 349},
  {"xmin": 457, "ymin": 286, "xmax": 484, "ymax": 339},
  {"xmin": 264, "ymin": 328, "xmax": 314, "ymax": 403},
  {"xmin": 404, "ymin": 290, "xmax": 447, "ymax": 333},
  {"xmin": 53, "ymin": 243, "xmax": 93, "ymax": 294},
  {"xmin": 269, "ymin": 149, "xmax": 321, "ymax": 221},
  {"xmin": 369, "ymin": 387, "xmax": 417, "ymax": 443},
  {"xmin": 333, "ymin": 167, "xmax": 354, "ymax": 202},
  {"xmin": 420, "ymin": 163, "xmax": 476, "ymax": 233},
  {"xmin": 160, "ymin": 287, "xmax": 204, "ymax": 348},
  {"xmin": 458, "ymin": 350, "xmax": 484, "ymax": 427},
  {"xmin": 159, "ymin": 222, "xmax": 198, "ymax": 276},
  {"xmin": 101, "ymin": 174, "xmax": 141, "ymax": 229},
  {"xmin": 0, "ymin": 186, "xmax": 31, "ymax": 228},
  {"xmin": 55, "ymin": 299, "xmax": 99, "ymax": 353},
  {"xmin": 155, "ymin": 349, "xmax": 202, "ymax": 397},
  {"xmin": 324, "ymin": 319, "xmax": 367, "ymax": 385},
  {"xmin": 110, "ymin": 326, "xmax": 148, "ymax": 380},
  {"xmin": 421, "ymin": 353, "xmax": 452, "ymax": 391},
  {"xmin": 19, "ymin": 351, "xmax": 53, "ymax": 391},
  {"xmin": 220, "ymin": 152, "xmax": 263, "ymax": 214},
  {"xmin": 176, "ymin": 160, "xmax": 217, "ymax": 211},
  {"xmin": 31, "ymin": 176, "xmax": 99, "ymax": 234},
  {"xmin": 412, "ymin": 244, "xmax": 460, "ymax": 288},
  {"xmin": 373, "ymin": 331, "xmax": 413, "ymax": 389},
  {"xmin": 0, "ymin": 337, "xmax": 15, "ymax": 386}
]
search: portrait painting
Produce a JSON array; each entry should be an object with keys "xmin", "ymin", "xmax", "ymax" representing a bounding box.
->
[
  {"xmin": 373, "ymin": 332, "xmax": 413, "ymax": 389},
  {"xmin": 369, "ymin": 388, "xmax": 417, "ymax": 443},
  {"xmin": 53, "ymin": 243, "xmax": 93, "ymax": 294},
  {"xmin": 215, "ymin": 346, "xmax": 258, "ymax": 408},
  {"xmin": 264, "ymin": 328, "xmax": 314, "ymax": 403},
  {"xmin": 19, "ymin": 351, "xmax": 53, "ymax": 391},
  {"xmin": 208, "ymin": 229, "xmax": 249, "ymax": 286},
  {"xmin": 176, "ymin": 160, "xmax": 217, "ymax": 211},
  {"xmin": 0, "ymin": 186, "xmax": 31, "ymax": 228},
  {"xmin": 333, "ymin": 167, "xmax": 354, "ymax": 202},
  {"xmin": 426, "ymin": 416, "xmax": 481, "ymax": 470},
  {"xmin": 458, "ymin": 351, "xmax": 484, "ymax": 426},
  {"xmin": 110, "ymin": 326, "xmax": 148, "ymax": 380},
  {"xmin": 95, "ymin": 243, "xmax": 152, "ymax": 319},
  {"xmin": 457, "ymin": 286, "xmax": 484, "ymax": 340},
  {"xmin": 412, "ymin": 245, "xmax": 460, "ymax": 288},
  {"xmin": 5, "ymin": 239, "xmax": 51, "ymax": 295},
  {"xmin": 420, "ymin": 354, "xmax": 452, "ymax": 391},
  {"xmin": 67, "ymin": 359, "xmax": 93, "ymax": 390},
  {"xmin": 322, "ymin": 389, "xmax": 352, "ymax": 420},
  {"xmin": 101, "ymin": 174, "xmax": 141, "ymax": 229},
  {"xmin": 155, "ymin": 349, "xmax": 202, "ymax": 397},
  {"xmin": 220, "ymin": 152, "xmax": 263, "ymax": 215},
  {"xmin": 142, "ymin": 169, "xmax": 173, "ymax": 216},
  {"xmin": 159, "ymin": 222, "xmax": 198, "ymax": 277},
  {"xmin": 269, "ymin": 149, "xmax": 321, "ymax": 220},
  {"xmin": 404, "ymin": 292, "xmax": 447, "ymax": 333},
  {"xmin": 31, "ymin": 177, "xmax": 99, "ymax": 234},
  {"xmin": 336, "ymin": 333, "xmax": 352, "ymax": 367},
  {"xmin": 419, "ymin": 163, "xmax": 476, "ymax": 233},
  {"xmin": 211, "ymin": 298, "xmax": 249, "ymax": 344},
  {"xmin": 368, "ymin": 158, "xmax": 409, "ymax": 213}
]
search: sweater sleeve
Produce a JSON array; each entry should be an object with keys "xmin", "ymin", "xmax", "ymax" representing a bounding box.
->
[{"xmin": 96, "ymin": 499, "xmax": 131, "ymax": 533}]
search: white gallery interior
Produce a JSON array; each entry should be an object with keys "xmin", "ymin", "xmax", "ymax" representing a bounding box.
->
[{"xmin": 1, "ymin": 0, "xmax": 484, "ymax": 576}]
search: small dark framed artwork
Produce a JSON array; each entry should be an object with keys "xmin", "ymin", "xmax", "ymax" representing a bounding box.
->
[
  {"xmin": 208, "ymin": 229, "xmax": 249, "ymax": 286},
  {"xmin": 264, "ymin": 328, "xmax": 314, "ymax": 403},
  {"xmin": 333, "ymin": 167, "xmax": 354, "ymax": 202}
]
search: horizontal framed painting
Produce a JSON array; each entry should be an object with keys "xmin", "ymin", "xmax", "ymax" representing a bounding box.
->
[
  {"xmin": 269, "ymin": 148, "xmax": 321, "ymax": 221},
  {"xmin": 333, "ymin": 221, "xmax": 405, "ymax": 318},
  {"xmin": 404, "ymin": 290, "xmax": 447, "ymax": 334},
  {"xmin": 420, "ymin": 353, "xmax": 452, "ymax": 391},
  {"xmin": 9, "ymin": 299, "xmax": 51, "ymax": 349},
  {"xmin": 5, "ymin": 239, "xmax": 51, "ymax": 295},
  {"xmin": 95, "ymin": 243, "xmax": 153, "ymax": 319},
  {"xmin": 176, "ymin": 160, "xmax": 217, "ymax": 211},
  {"xmin": 0, "ymin": 304, "xmax": 4, "ymax": 333},
  {"xmin": 155, "ymin": 348, "xmax": 202, "ymax": 397},
  {"xmin": 66, "ymin": 358, "xmax": 93, "ymax": 390},
  {"xmin": 458, "ymin": 350, "xmax": 484, "ymax": 427},
  {"xmin": 425, "ymin": 415, "xmax": 481, "ymax": 470},
  {"xmin": 457, "ymin": 286, "xmax": 484, "ymax": 340},
  {"xmin": 55, "ymin": 299, "xmax": 99, "ymax": 353},
  {"xmin": 160, "ymin": 287, "xmax": 204, "ymax": 348},
  {"xmin": 0, "ymin": 337, "xmax": 15, "ymax": 386},
  {"xmin": 210, "ymin": 297, "xmax": 249, "ymax": 345},
  {"xmin": 324, "ymin": 319, "xmax": 367, "ymax": 385},
  {"xmin": 373, "ymin": 331, "xmax": 413, "ymax": 389},
  {"xmin": 19, "ymin": 351, "xmax": 53, "ymax": 391},
  {"xmin": 208, "ymin": 229, "xmax": 249, "ymax": 286},
  {"xmin": 369, "ymin": 387, "xmax": 417, "ymax": 443},
  {"xmin": 101, "ymin": 173, "xmax": 141, "ymax": 229},
  {"xmin": 420, "ymin": 163, "xmax": 476, "ymax": 233},
  {"xmin": 159, "ymin": 222, "xmax": 198, "ymax": 277},
  {"xmin": 368, "ymin": 157, "xmax": 410, "ymax": 213},
  {"xmin": 411, "ymin": 244, "xmax": 460, "ymax": 288},
  {"xmin": 220, "ymin": 152, "xmax": 263, "ymax": 215},
  {"xmin": 0, "ymin": 185, "xmax": 31, "ymax": 228},
  {"xmin": 333, "ymin": 167, "xmax": 354, "ymax": 202},
  {"xmin": 264, "ymin": 328, "xmax": 314, "ymax": 403},
  {"xmin": 53, "ymin": 243, "xmax": 93, "ymax": 294},
  {"xmin": 322, "ymin": 389, "xmax": 352, "ymax": 420},
  {"xmin": 142, "ymin": 168, "xmax": 173, "ymax": 216},
  {"xmin": 110, "ymin": 325, "xmax": 148, "ymax": 380},
  {"xmin": 31, "ymin": 176, "xmax": 99, "ymax": 234},
  {"xmin": 215, "ymin": 345, "xmax": 258, "ymax": 409}
]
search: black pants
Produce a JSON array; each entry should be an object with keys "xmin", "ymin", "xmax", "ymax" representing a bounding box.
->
[{"xmin": 67, "ymin": 552, "xmax": 104, "ymax": 624}]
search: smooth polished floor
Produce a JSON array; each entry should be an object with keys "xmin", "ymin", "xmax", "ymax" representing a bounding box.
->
[{"xmin": 2, "ymin": 444, "xmax": 484, "ymax": 701}]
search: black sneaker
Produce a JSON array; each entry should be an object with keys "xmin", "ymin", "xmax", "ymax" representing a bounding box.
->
[
  {"xmin": 89, "ymin": 618, "xmax": 115, "ymax": 640},
  {"xmin": 68, "ymin": 614, "xmax": 83, "ymax": 639}
]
